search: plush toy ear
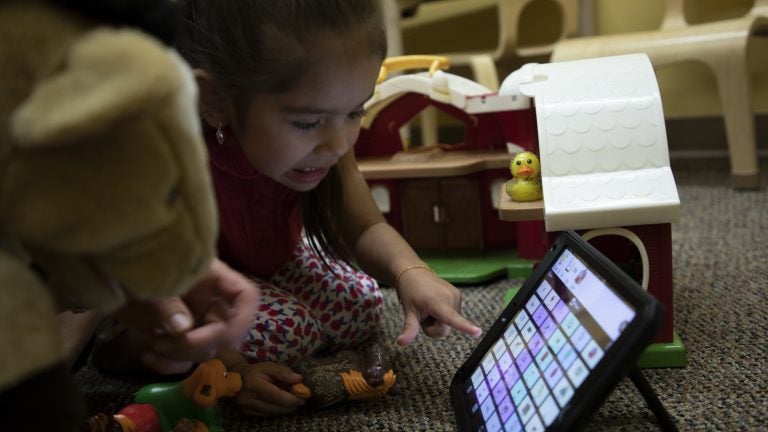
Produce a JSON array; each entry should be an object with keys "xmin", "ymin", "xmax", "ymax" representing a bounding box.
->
[
  {"xmin": 183, "ymin": 360, "xmax": 218, "ymax": 408},
  {"xmin": 10, "ymin": 27, "xmax": 189, "ymax": 147},
  {"xmin": 193, "ymin": 380, "xmax": 217, "ymax": 408}
]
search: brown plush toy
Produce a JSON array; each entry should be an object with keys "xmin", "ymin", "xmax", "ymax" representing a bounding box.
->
[
  {"xmin": 0, "ymin": 1, "xmax": 217, "ymax": 430},
  {"xmin": 290, "ymin": 343, "xmax": 398, "ymax": 408}
]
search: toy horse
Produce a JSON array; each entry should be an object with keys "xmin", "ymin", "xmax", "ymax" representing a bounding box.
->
[
  {"xmin": 82, "ymin": 359, "xmax": 241, "ymax": 432},
  {"xmin": 290, "ymin": 342, "xmax": 397, "ymax": 408}
]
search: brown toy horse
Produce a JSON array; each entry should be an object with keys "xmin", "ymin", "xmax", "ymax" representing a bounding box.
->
[{"xmin": 290, "ymin": 342, "xmax": 397, "ymax": 408}]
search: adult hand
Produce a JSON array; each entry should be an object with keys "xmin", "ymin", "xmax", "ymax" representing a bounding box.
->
[
  {"xmin": 394, "ymin": 267, "xmax": 482, "ymax": 347},
  {"xmin": 115, "ymin": 257, "xmax": 260, "ymax": 374}
]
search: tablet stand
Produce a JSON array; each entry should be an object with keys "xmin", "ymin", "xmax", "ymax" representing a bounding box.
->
[{"xmin": 628, "ymin": 368, "xmax": 679, "ymax": 432}]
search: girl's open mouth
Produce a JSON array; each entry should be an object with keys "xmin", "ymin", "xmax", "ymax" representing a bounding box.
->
[{"xmin": 287, "ymin": 166, "xmax": 329, "ymax": 184}]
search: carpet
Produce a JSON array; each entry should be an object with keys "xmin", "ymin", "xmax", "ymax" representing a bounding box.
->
[{"xmin": 74, "ymin": 157, "xmax": 768, "ymax": 431}]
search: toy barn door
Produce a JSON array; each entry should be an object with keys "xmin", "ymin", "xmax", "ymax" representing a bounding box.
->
[
  {"xmin": 442, "ymin": 177, "xmax": 482, "ymax": 250},
  {"xmin": 401, "ymin": 178, "xmax": 482, "ymax": 251},
  {"xmin": 401, "ymin": 179, "xmax": 443, "ymax": 250}
]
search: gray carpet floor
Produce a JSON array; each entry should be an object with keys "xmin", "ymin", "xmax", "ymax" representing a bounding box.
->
[{"xmin": 75, "ymin": 157, "xmax": 768, "ymax": 431}]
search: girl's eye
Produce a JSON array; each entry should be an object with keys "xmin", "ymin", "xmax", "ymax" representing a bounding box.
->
[
  {"xmin": 348, "ymin": 108, "xmax": 368, "ymax": 120},
  {"xmin": 292, "ymin": 120, "xmax": 322, "ymax": 132}
]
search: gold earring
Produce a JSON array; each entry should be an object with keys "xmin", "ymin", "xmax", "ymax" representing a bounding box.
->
[{"xmin": 216, "ymin": 123, "xmax": 225, "ymax": 145}]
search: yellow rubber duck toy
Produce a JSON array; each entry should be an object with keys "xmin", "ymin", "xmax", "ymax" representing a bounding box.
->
[{"xmin": 505, "ymin": 151, "xmax": 543, "ymax": 202}]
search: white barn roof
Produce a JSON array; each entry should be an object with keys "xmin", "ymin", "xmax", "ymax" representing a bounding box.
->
[
  {"xmin": 367, "ymin": 70, "xmax": 530, "ymax": 114},
  {"xmin": 500, "ymin": 53, "xmax": 681, "ymax": 231}
]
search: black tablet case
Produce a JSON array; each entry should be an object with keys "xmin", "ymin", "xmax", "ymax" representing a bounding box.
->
[{"xmin": 450, "ymin": 230, "xmax": 663, "ymax": 432}]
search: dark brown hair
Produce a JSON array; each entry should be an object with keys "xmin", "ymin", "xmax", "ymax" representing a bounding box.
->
[{"xmin": 177, "ymin": 0, "xmax": 387, "ymax": 265}]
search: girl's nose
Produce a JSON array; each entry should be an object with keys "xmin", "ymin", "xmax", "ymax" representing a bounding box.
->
[{"xmin": 315, "ymin": 128, "xmax": 350, "ymax": 156}]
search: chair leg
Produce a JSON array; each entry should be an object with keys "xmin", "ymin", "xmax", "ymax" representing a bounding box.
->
[
  {"xmin": 710, "ymin": 47, "xmax": 761, "ymax": 189},
  {"xmin": 468, "ymin": 54, "xmax": 500, "ymax": 90},
  {"xmin": 419, "ymin": 107, "xmax": 439, "ymax": 147}
]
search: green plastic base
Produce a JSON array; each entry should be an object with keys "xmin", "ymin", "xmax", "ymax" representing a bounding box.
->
[
  {"xmin": 637, "ymin": 332, "xmax": 687, "ymax": 368},
  {"xmin": 422, "ymin": 249, "xmax": 534, "ymax": 284},
  {"xmin": 503, "ymin": 286, "xmax": 521, "ymax": 306}
]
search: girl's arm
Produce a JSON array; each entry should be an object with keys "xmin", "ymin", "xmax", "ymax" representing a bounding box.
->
[{"xmin": 337, "ymin": 151, "xmax": 482, "ymax": 346}]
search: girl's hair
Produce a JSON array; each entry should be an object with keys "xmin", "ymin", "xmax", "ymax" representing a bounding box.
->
[{"xmin": 177, "ymin": 0, "xmax": 387, "ymax": 265}]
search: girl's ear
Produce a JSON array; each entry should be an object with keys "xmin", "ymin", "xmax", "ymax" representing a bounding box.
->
[{"xmin": 194, "ymin": 69, "xmax": 229, "ymax": 129}]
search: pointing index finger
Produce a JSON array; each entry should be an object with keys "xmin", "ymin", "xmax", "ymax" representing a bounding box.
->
[{"xmin": 430, "ymin": 304, "xmax": 483, "ymax": 338}]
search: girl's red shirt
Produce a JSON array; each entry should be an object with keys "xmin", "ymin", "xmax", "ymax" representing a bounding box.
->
[{"xmin": 204, "ymin": 128, "xmax": 302, "ymax": 279}]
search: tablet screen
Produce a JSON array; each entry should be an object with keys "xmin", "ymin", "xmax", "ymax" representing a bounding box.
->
[{"xmin": 458, "ymin": 247, "xmax": 637, "ymax": 432}]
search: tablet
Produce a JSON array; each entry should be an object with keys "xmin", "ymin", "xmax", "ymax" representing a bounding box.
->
[{"xmin": 450, "ymin": 230, "xmax": 663, "ymax": 432}]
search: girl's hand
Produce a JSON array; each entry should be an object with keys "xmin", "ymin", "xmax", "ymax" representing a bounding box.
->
[
  {"xmin": 232, "ymin": 362, "xmax": 306, "ymax": 417},
  {"xmin": 394, "ymin": 268, "xmax": 482, "ymax": 347}
]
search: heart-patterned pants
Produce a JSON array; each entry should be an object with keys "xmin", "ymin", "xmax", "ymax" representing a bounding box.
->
[{"xmin": 239, "ymin": 240, "xmax": 383, "ymax": 366}]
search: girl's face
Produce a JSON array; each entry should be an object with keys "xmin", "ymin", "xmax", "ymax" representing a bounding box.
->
[{"xmin": 235, "ymin": 45, "xmax": 382, "ymax": 192}]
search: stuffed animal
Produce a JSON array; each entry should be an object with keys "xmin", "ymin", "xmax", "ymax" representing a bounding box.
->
[
  {"xmin": 290, "ymin": 343, "xmax": 398, "ymax": 408},
  {"xmin": 82, "ymin": 359, "xmax": 242, "ymax": 432},
  {"xmin": 0, "ymin": 1, "xmax": 217, "ymax": 430},
  {"xmin": 505, "ymin": 151, "xmax": 543, "ymax": 202}
]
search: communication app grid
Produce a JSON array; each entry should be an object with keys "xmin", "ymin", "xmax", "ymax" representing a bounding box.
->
[{"xmin": 462, "ymin": 248, "xmax": 637, "ymax": 432}]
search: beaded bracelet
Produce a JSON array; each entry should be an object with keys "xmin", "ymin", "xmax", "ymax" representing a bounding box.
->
[{"xmin": 394, "ymin": 263, "xmax": 436, "ymax": 292}]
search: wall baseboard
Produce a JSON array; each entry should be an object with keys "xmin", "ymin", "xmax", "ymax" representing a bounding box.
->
[{"xmin": 665, "ymin": 115, "xmax": 768, "ymax": 153}]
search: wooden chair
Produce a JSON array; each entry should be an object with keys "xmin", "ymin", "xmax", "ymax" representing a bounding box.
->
[{"xmin": 552, "ymin": 0, "xmax": 768, "ymax": 189}]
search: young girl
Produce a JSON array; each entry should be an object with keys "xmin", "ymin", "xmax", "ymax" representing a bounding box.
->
[{"xmin": 176, "ymin": 0, "xmax": 482, "ymax": 416}]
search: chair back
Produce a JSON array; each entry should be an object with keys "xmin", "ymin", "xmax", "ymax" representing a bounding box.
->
[{"xmin": 663, "ymin": 0, "xmax": 756, "ymax": 29}]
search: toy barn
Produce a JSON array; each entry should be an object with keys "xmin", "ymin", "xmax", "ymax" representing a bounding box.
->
[{"xmin": 355, "ymin": 53, "xmax": 684, "ymax": 366}]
